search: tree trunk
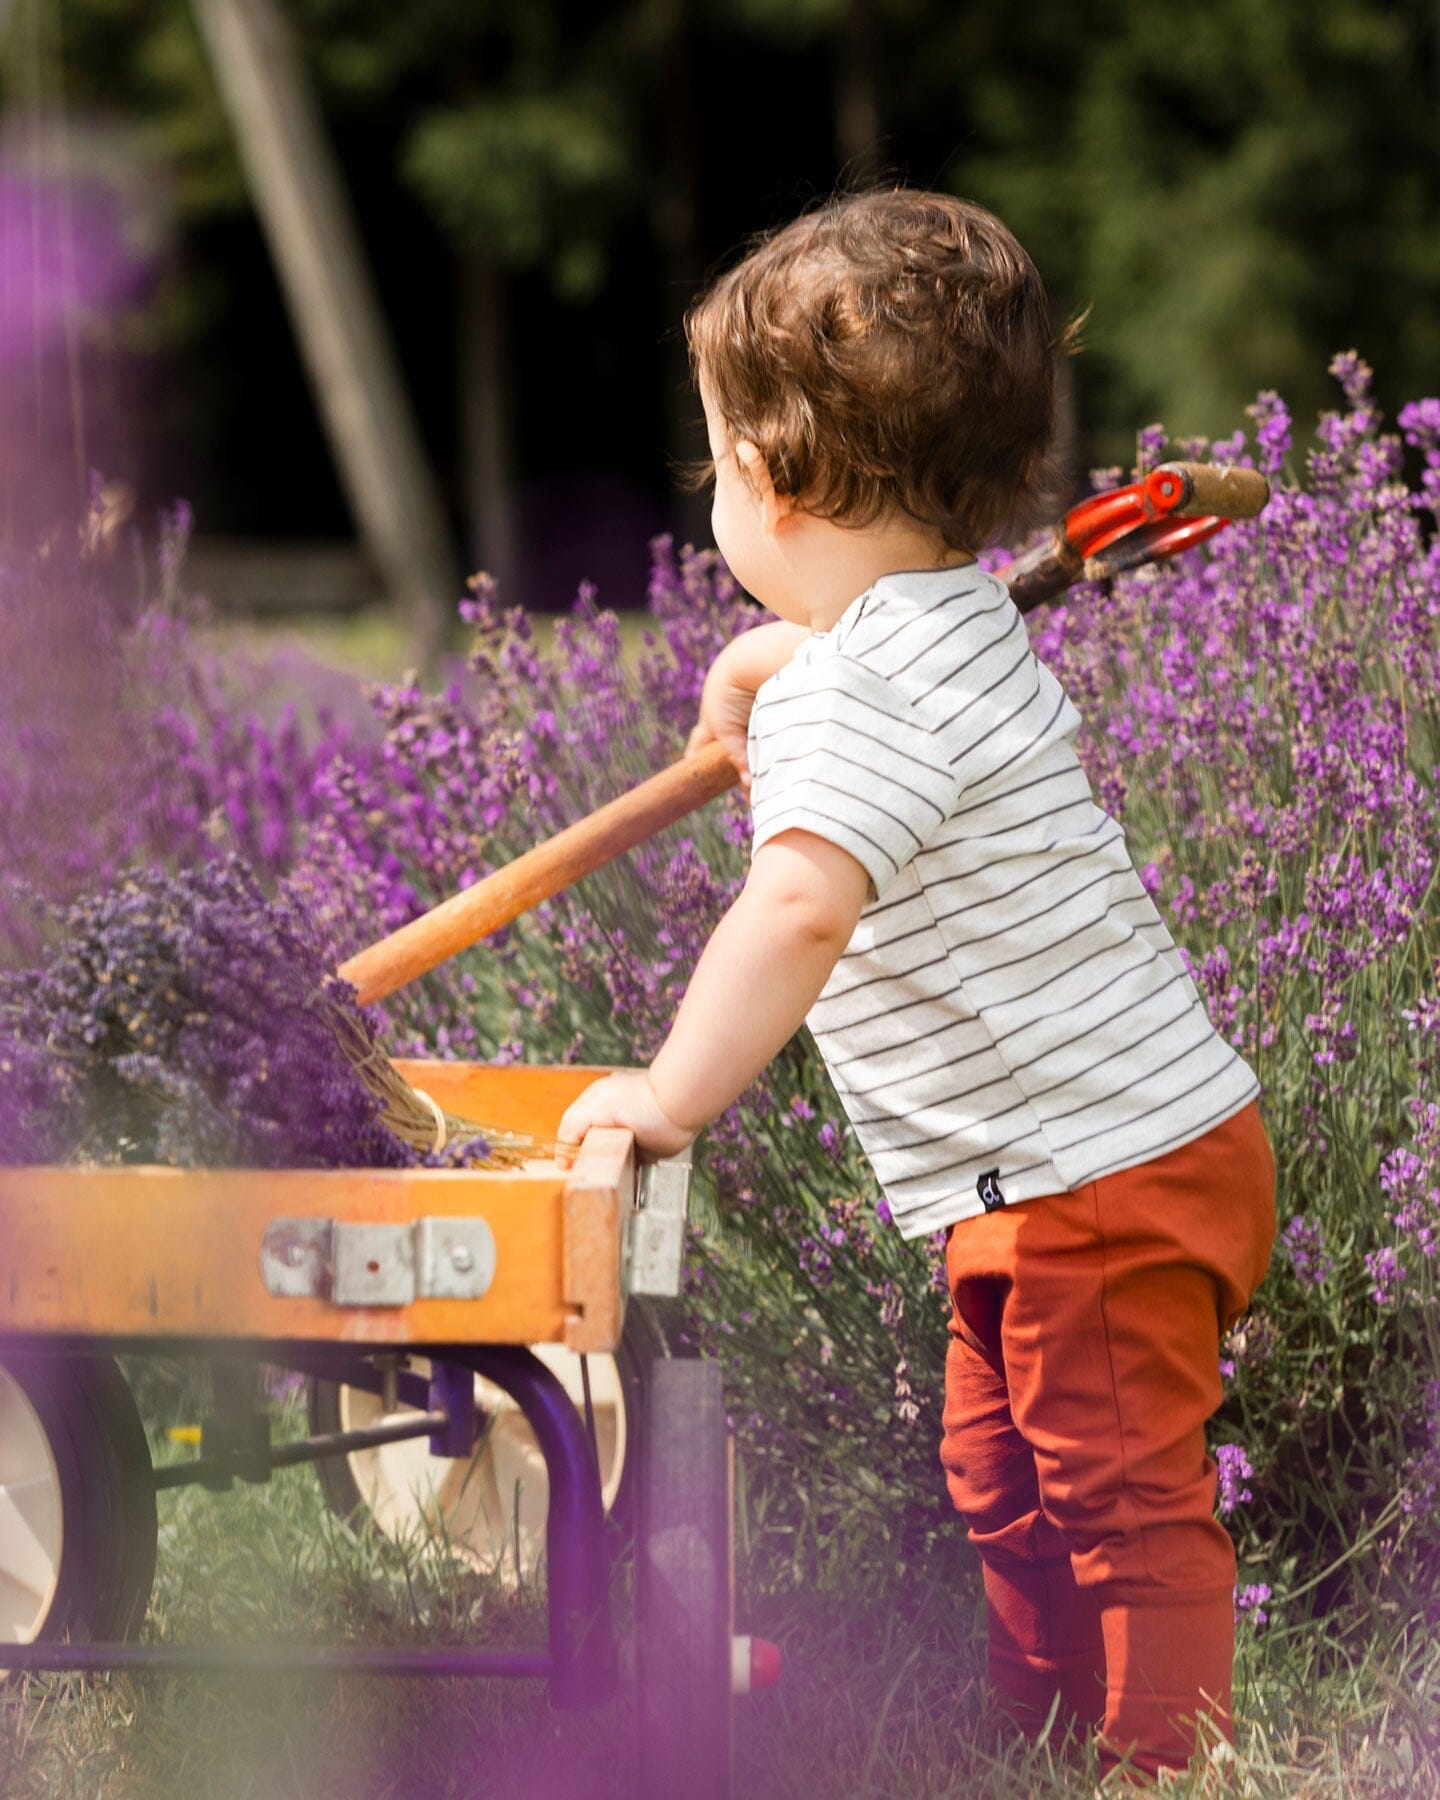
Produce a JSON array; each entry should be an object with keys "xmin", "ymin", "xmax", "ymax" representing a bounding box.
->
[
  {"xmin": 836, "ymin": 0, "xmax": 881, "ymax": 181},
  {"xmin": 189, "ymin": 0, "xmax": 456, "ymax": 664},
  {"xmin": 459, "ymin": 252, "xmax": 518, "ymax": 602},
  {"xmin": 653, "ymin": 0, "xmax": 709, "ymax": 551}
]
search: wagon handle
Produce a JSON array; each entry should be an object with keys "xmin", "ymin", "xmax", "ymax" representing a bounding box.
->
[
  {"xmin": 338, "ymin": 461, "xmax": 1271, "ymax": 1007},
  {"xmin": 337, "ymin": 743, "xmax": 738, "ymax": 1007}
]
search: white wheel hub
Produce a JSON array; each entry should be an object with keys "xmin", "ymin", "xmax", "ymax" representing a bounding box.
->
[
  {"xmin": 336, "ymin": 1348, "xmax": 625, "ymax": 1581},
  {"xmin": 0, "ymin": 1367, "xmax": 64, "ymax": 1645}
]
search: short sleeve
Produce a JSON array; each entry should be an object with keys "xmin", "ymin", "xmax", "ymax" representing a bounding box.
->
[{"xmin": 748, "ymin": 653, "xmax": 962, "ymax": 902}]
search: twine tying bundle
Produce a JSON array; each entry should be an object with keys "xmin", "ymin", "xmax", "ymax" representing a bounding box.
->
[{"xmin": 413, "ymin": 1085, "xmax": 447, "ymax": 1153}]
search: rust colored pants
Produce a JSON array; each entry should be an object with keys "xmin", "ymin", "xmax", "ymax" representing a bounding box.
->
[{"xmin": 940, "ymin": 1101, "xmax": 1276, "ymax": 1780}]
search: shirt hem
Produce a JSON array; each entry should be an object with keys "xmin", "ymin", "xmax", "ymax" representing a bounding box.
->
[{"xmin": 885, "ymin": 1076, "xmax": 1262, "ymax": 1241}]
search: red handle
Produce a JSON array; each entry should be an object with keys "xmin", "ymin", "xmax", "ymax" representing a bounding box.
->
[{"xmin": 1001, "ymin": 461, "xmax": 1270, "ymax": 611}]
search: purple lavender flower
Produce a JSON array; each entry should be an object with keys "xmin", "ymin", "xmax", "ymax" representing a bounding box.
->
[
  {"xmin": 1281, "ymin": 1215, "xmax": 1333, "ymax": 1288},
  {"xmin": 1247, "ymin": 390, "xmax": 1292, "ymax": 476},
  {"xmin": 1364, "ymin": 1245, "xmax": 1406, "ymax": 1307},
  {"xmin": 1235, "ymin": 1583, "xmax": 1272, "ymax": 1627},
  {"xmin": 1215, "ymin": 1444, "xmax": 1255, "ymax": 1515},
  {"xmin": 1134, "ymin": 423, "xmax": 1167, "ymax": 475},
  {"xmin": 1329, "ymin": 350, "xmax": 1374, "ymax": 409}
]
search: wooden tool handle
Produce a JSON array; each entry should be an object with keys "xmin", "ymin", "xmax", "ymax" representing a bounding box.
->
[
  {"xmin": 337, "ymin": 739, "xmax": 741, "ymax": 1007},
  {"xmin": 342, "ymin": 459, "xmax": 1274, "ymax": 1008},
  {"xmin": 1159, "ymin": 462, "xmax": 1271, "ymax": 520}
]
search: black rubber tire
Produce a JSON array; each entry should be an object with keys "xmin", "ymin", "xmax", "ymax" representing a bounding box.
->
[
  {"xmin": 306, "ymin": 1297, "xmax": 690, "ymax": 1534},
  {"xmin": 634, "ymin": 1357, "xmax": 732, "ymax": 1800},
  {"xmin": 1, "ymin": 1354, "xmax": 157, "ymax": 1647}
]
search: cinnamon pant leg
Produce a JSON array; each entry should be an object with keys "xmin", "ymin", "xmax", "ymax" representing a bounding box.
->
[
  {"xmin": 942, "ymin": 1249, "xmax": 1105, "ymax": 1734},
  {"xmin": 994, "ymin": 1103, "xmax": 1276, "ymax": 1779}
]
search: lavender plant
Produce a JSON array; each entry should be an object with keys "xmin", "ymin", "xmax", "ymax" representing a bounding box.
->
[
  {"xmin": 0, "ymin": 507, "xmax": 526, "ymax": 1174},
  {"xmin": 0, "ymin": 857, "xmax": 421, "ymax": 1169},
  {"xmin": 0, "ymin": 496, "xmax": 382, "ymax": 968},
  {"xmin": 1029, "ymin": 357, "xmax": 1440, "ymax": 1622}
]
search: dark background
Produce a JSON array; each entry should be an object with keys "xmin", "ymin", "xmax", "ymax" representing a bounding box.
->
[{"xmin": 6, "ymin": 0, "xmax": 1440, "ymax": 613}]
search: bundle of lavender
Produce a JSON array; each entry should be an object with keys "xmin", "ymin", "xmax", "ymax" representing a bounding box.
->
[{"xmin": 0, "ymin": 857, "xmax": 528, "ymax": 1171}]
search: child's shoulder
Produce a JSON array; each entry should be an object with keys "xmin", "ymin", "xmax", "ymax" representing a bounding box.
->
[{"xmin": 786, "ymin": 566, "xmax": 1026, "ymax": 721}]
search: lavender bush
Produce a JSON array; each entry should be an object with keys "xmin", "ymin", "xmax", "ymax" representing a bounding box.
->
[
  {"xmin": 0, "ymin": 857, "xmax": 422, "ymax": 1170},
  {"xmin": 0, "ymin": 495, "xmax": 379, "ymax": 968},
  {"xmin": 1029, "ymin": 358, "xmax": 1440, "ymax": 1623},
  {"xmin": 0, "ymin": 504, "xmax": 448, "ymax": 1171}
]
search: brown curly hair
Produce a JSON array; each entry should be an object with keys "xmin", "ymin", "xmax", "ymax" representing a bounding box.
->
[{"xmin": 685, "ymin": 189, "xmax": 1069, "ymax": 554}]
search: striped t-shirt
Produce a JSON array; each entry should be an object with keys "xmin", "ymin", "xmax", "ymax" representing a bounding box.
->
[{"xmin": 747, "ymin": 565, "xmax": 1259, "ymax": 1241}]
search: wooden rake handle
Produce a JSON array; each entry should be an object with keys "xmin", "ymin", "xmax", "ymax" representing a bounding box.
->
[{"xmin": 337, "ymin": 740, "xmax": 740, "ymax": 1007}]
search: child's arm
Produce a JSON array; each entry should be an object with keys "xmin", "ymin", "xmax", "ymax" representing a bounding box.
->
[
  {"xmin": 685, "ymin": 620, "xmax": 812, "ymax": 786},
  {"xmin": 554, "ymin": 827, "xmax": 868, "ymax": 1165}
]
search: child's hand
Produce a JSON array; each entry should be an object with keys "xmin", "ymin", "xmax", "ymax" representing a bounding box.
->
[
  {"xmin": 686, "ymin": 658, "xmax": 757, "ymax": 789},
  {"xmin": 685, "ymin": 620, "xmax": 812, "ymax": 788},
  {"xmin": 555, "ymin": 1070, "xmax": 697, "ymax": 1169}
]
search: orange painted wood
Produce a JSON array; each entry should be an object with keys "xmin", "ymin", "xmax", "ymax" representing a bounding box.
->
[
  {"xmin": 336, "ymin": 741, "xmax": 739, "ymax": 1007},
  {"xmin": 559, "ymin": 1128, "xmax": 633, "ymax": 1354},
  {"xmin": 0, "ymin": 1065, "xmax": 637, "ymax": 1349},
  {"xmin": 0, "ymin": 1165, "xmax": 567, "ymax": 1344},
  {"xmin": 389, "ymin": 1060, "xmax": 610, "ymax": 1140}
]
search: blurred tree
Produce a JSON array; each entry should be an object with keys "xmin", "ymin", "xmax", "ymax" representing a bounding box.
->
[
  {"xmin": 50, "ymin": 0, "xmax": 707, "ymax": 577},
  {"xmin": 394, "ymin": 3, "xmax": 653, "ymax": 588},
  {"xmin": 900, "ymin": 0, "xmax": 1440, "ymax": 461},
  {"xmin": 191, "ymin": 0, "xmax": 459, "ymax": 657},
  {"xmin": 7, "ymin": 0, "xmax": 1439, "ymax": 551}
]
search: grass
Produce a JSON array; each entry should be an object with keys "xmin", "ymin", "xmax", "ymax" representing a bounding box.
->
[
  {"xmin": 4, "ymin": 1371, "xmax": 1438, "ymax": 1799},
  {"xmin": 198, "ymin": 606, "xmax": 658, "ymax": 688}
]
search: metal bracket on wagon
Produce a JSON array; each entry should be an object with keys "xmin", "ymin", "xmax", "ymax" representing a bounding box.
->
[
  {"xmin": 625, "ymin": 1155, "xmax": 692, "ymax": 1298},
  {"xmin": 259, "ymin": 1216, "xmax": 497, "ymax": 1306}
]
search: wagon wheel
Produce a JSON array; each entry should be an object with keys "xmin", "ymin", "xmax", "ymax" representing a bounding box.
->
[
  {"xmin": 0, "ymin": 1355, "xmax": 157, "ymax": 1655},
  {"xmin": 634, "ymin": 1357, "xmax": 733, "ymax": 1800},
  {"xmin": 307, "ymin": 1298, "xmax": 684, "ymax": 1577}
]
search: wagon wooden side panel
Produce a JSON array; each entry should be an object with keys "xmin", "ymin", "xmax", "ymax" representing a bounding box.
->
[{"xmin": 0, "ymin": 1063, "xmax": 631, "ymax": 1353}]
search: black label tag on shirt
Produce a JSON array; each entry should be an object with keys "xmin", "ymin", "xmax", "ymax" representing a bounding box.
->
[{"xmin": 977, "ymin": 1168, "xmax": 1006, "ymax": 1212}]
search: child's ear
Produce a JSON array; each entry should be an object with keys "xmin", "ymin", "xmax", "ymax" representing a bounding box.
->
[{"xmin": 735, "ymin": 440, "xmax": 792, "ymax": 534}]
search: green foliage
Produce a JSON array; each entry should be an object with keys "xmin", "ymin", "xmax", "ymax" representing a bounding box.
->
[
  {"xmin": 933, "ymin": 0, "xmax": 1440, "ymax": 454},
  {"xmin": 404, "ymin": 89, "xmax": 635, "ymax": 298},
  {"xmin": 18, "ymin": 0, "xmax": 1440, "ymax": 461}
]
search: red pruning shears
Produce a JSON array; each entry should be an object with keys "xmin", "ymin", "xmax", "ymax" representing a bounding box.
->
[{"xmin": 1001, "ymin": 462, "xmax": 1271, "ymax": 613}]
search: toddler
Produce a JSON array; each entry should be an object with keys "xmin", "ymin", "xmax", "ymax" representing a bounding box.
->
[{"xmin": 556, "ymin": 188, "xmax": 1276, "ymax": 1782}]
